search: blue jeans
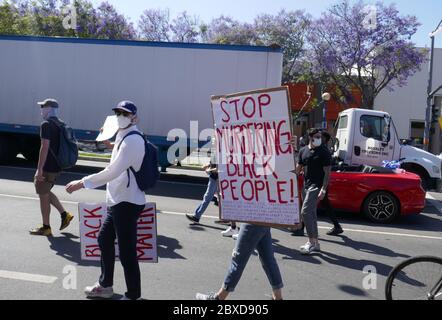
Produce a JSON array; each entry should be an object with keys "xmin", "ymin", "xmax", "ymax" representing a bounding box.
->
[
  {"xmin": 223, "ymin": 224, "xmax": 283, "ymax": 292},
  {"xmin": 194, "ymin": 177, "xmax": 218, "ymax": 220}
]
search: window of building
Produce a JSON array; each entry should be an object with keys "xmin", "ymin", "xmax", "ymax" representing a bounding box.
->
[{"xmin": 410, "ymin": 121, "xmax": 425, "ymax": 147}]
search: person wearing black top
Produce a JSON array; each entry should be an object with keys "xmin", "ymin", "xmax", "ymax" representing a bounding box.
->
[
  {"xmin": 30, "ymin": 99, "xmax": 73, "ymax": 236},
  {"xmin": 296, "ymin": 128, "xmax": 332, "ymax": 254}
]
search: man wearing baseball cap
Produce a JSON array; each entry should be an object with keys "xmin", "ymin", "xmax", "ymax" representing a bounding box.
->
[
  {"xmin": 66, "ymin": 100, "xmax": 146, "ymax": 300},
  {"xmin": 30, "ymin": 98, "xmax": 74, "ymax": 236}
]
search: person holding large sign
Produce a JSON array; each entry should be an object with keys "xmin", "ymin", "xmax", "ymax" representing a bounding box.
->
[
  {"xmin": 66, "ymin": 101, "xmax": 146, "ymax": 300},
  {"xmin": 196, "ymin": 87, "xmax": 296, "ymax": 300}
]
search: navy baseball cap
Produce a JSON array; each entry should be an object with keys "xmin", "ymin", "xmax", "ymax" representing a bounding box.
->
[
  {"xmin": 37, "ymin": 98, "xmax": 59, "ymax": 108},
  {"xmin": 112, "ymin": 101, "xmax": 137, "ymax": 115}
]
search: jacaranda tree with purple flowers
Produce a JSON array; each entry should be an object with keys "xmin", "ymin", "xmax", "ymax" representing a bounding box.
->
[{"xmin": 306, "ymin": 0, "xmax": 427, "ymax": 108}]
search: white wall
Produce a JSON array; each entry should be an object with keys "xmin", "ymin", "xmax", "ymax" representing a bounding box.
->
[{"xmin": 374, "ymin": 48, "xmax": 442, "ymax": 140}]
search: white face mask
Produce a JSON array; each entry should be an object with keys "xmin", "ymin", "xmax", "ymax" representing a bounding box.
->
[
  {"xmin": 41, "ymin": 107, "xmax": 56, "ymax": 120},
  {"xmin": 312, "ymin": 138, "xmax": 322, "ymax": 147},
  {"xmin": 117, "ymin": 115, "xmax": 132, "ymax": 129}
]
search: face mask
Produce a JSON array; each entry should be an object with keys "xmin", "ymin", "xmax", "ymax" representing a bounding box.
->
[
  {"xmin": 117, "ymin": 115, "xmax": 132, "ymax": 129},
  {"xmin": 312, "ymin": 138, "xmax": 322, "ymax": 147},
  {"xmin": 41, "ymin": 107, "xmax": 56, "ymax": 120}
]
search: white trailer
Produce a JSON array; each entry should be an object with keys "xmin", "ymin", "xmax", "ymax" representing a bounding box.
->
[{"xmin": 0, "ymin": 35, "xmax": 283, "ymax": 169}]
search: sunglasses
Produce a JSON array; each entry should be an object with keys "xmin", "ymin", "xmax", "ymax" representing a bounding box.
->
[{"xmin": 114, "ymin": 110, "xmax": 131, "ymax": 117}]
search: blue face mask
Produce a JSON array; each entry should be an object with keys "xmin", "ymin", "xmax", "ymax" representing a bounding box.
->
[{"xmin": 312, "ymin": 138, "xmax": 322, "ymax": 147}]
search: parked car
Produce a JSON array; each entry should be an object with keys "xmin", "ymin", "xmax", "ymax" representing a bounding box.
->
[{"xmin": 298, "ymin": 164, "xmax": 426, "ymax": 224}]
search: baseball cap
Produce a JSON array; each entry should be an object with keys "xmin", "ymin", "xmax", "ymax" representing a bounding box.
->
[
  {"xmin": 37, "ymin": 98, "xmax": 59, "ymax": 108},
  {"xmin": 112, "ymin": 101, "xmax": 137, "ymax": 115}
]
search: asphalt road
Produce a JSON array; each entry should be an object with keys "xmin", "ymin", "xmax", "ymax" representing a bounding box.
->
[{"xmin": 0, "ymin": 160, "xmax": 441, "ymax": 300}]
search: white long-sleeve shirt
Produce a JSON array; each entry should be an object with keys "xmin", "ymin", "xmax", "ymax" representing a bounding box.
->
[{"xmin": 82, "ymin": 125, "xmax": 146, "ymax": 206}]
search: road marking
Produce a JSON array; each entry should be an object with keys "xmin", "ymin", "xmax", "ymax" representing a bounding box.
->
[
  {"xmin": 0, "ymin": 270, "xmax": 57, "ymax": 284},
  {"xmin": 426, "ymin": 194, "xmax": 442, "ymax": 215},
  {"xmin": 0, "ymin": 193, "xmax": 441, "ymax": 241},
  {"xmin": 158, "ymin": 210, "xmax": 442, "ymax": 241},
  {"xmin": 0, "ymin": 193, "xmax": 78, "ymax": 205}
]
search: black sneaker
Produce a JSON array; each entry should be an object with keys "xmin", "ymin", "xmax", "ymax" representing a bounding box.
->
[
  {"xmin": 291, "ymin": 228, "xmax": 305, "ymax": 236},
  {"xmin": 186, "ymin": 214, "xmax": 200, "ymax": 224},
  {"xmin": 327, "ymin": 226, "xmax": 344, "ymax": 236}
]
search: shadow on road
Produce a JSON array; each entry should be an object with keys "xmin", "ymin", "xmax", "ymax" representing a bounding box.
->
[
  {"xmin": 46, "ymin": 233, "xmax": 186, "ymax": 264},
  {"xmin": 320, "ymin": 235, "xmax": 410, "ymax": 259}
]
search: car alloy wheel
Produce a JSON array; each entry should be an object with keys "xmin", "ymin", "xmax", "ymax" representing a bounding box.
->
[{"xmin": 363, "ymin": 191, "xmax": 399, "ymax": 223}]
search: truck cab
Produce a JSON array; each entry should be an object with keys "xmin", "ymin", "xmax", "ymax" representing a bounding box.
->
[{"xmin": 335, "ymin": 108, "xmax": 442, "ymax": 189}]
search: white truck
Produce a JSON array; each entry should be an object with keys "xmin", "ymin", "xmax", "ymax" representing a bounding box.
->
[
  {"xmin": 0, "ymin": 35, "xmax": 283, "ymax": 170},
  {"xmin": 334, "ymin": 108, "xmax": 442, "ymax": 189}
]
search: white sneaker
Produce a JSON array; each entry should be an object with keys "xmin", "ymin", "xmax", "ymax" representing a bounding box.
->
[
  {"xmin": 299, "ymin": 242, "xmax": 320, "ymax": 255},
  {"xmin": 232, "ymin": 233, "xmax": 239, "ymax": 240},
  {"xmin": 85, "ymin": 283, "xmax": 114, "ymax": 299},
  {"xmin": 221, "ymin": 226, "xmax": 239, "ymax": 237}
]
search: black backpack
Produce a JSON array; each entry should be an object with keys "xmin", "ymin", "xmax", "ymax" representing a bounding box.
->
[
  {"xmin": 118, "ymin": 131, "xmax": 160, "ymax": 191},
  {"xmin": 48, "ymin": 118, "xmax": 79, "ymax": 170}
]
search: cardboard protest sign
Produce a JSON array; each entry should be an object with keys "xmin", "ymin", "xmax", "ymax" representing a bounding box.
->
[
  {"xmin": 96, "ymin": 115, "xmax": 118, "ymax": 142},
  {"xmin": 211, "ymin": 87, "xmax": 299, "ymax": 227},
  {"xmin": 79, "ymin": 203, "xmax": 158, "ymax": 263}
]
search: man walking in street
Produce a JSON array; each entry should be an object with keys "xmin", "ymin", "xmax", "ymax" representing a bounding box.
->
[
  {"xmin": 296, "ymin": 128, "xmax": 332, "ymax": 254},
  {"xmin": 30, "ymin": 98, "xmax": 73, "ymax": 236},
  {"xmin": 66, "ymin": 101, "xmax": 146, "ymax": 300}
]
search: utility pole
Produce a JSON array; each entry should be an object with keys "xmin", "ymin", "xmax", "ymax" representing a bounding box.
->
[{"xmin": 424, "ymin": 20, "xmax": 442, "ymax": 152}]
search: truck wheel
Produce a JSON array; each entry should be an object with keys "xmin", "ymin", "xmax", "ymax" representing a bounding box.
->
[
  {"xmin": 363, "ymin": 191, "xmax": 399, "ymax": 224},
  {"xmin": 0, "ymin": 136, "xmax": 19, "ymax": 164},
  {"xmin": 402, "ymin": 164, "xmax": 430, "ymax": 191}
]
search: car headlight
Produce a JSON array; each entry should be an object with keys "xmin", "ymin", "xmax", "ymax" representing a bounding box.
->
[{"xmin": 433, "ymin": 166, "xmax": 440, "ymax": 174}]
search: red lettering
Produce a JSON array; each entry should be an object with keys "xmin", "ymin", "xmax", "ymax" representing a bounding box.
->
[
  {"xmin": 276, "ymin": 181, "xmax": 288, "ymax": 204},
  {"xmin": 240, "ymin": 180, "xmax": 255, "ymax": 201},
  {"xmin": 220, "ymin": 100, "xmax": 230, "ymax": 122},
  {"xmin": 83, "ymin": 206, "xmax": 102, "ymax": 219},
  {"xmin": 258, "ymin": 94, "xmax": 271, "ymax": 117},
  {"xmin": 229, "ymin": 99, "xmax": 241, "ymax": 121},
  {"xmin": 242, "ymin": 97, "xmax": 256, "ymax": 119},
  {"xmin": 220, "ymin": 180, "xmax": 229, "ymax": 199},
  {"xmin": 84, "ymin": 219, "xmax": 101, "ymax": 229},
  {"xmin": 85, "ymin": 229, "xmax": 100, "ymax": 239}
]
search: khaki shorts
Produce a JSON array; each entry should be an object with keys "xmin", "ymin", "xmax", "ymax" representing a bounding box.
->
[{"xmin": 34, "ymin": 172, "xmax": 60, "ymax": 195}]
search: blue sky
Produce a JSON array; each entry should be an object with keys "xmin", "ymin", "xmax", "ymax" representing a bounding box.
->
[{"xmin": 90, "ymin": 0, "xmax": 442, "ymax": 48}]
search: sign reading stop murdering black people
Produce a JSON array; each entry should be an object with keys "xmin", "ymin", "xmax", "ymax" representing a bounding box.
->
[{"xmin": 211, "ymin": 86, "xmax": 300, "ymax": 227}]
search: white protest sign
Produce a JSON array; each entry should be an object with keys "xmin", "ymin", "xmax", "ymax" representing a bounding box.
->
[
  {"xmin": 79, "ymin": 203, "xmax": 158, "ymax": 263},
  {"xmin": 211, "ymin": 87, "xmax": 299, "ymax": 227},
  {"xmin": 96, "ymin": 115, "xmax": 118, "ymax": 142}
]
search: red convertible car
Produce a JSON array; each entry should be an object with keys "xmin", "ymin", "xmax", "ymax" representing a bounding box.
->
[{"xmin": 299, "ymin": 164, "xmax": 426, "ymax": 224}]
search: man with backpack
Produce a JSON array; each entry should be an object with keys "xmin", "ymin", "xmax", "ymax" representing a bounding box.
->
[
  {"xmin": 30, "ymin": 99, "xmax": 74, "ymax": 236},
  {"xmin": 66, "ymin": 101, "xmax": 153, "ymax": 300}
]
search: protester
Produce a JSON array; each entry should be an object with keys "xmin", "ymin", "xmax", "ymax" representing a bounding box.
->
[
  {"xmin": 186, "ymin": 138, "xmax": 239, "ymax": 238},
  {"xmin": 30, "ymin": 99, "xmax": 73, "ymax": 236},
  {"xmin": 66, "ymin": 101, "xmax": 146, "ymax": 300},
  {"xmin": 296, "ymin": 128, "xmax": 332, "ymax": 254},
  {"xmin": 320, "ymin": 131, "xmax": 343, "ymax": 236},
  {"xmin": 196, "ymin": 223, "xmax": 283, "ymax": 300}
]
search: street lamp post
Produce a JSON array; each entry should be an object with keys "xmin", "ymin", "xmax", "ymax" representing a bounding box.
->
[
  {"xmin": 321, "ymin": 92, "xmax": 331, "ymax": 129},
  {"xmin": 424, "ymin": 20, "xmax": 442, "ymax": 152}
]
